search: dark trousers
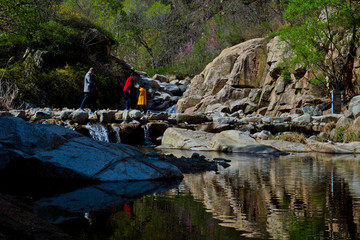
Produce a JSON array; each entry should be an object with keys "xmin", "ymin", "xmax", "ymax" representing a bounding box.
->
[
  {"xmin": 80, "ymin": 92, "xmax": 96, "ymax": 111},
  {"xmin": 124, "ymin": 91, "xmax": 132, "ymax": 110},
  {"xmin": 137, "ymin": 105, "xmax": 147, "ymax": 112}
]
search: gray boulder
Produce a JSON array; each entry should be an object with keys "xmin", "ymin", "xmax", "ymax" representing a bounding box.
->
[
  {"xmin": 159, "ymin": 128, "xmax": 214, "ymax": 151},
  {"xmin": 176, "ymin": 113, "xmax": 209, "ymax": 124},
  {"xmin": 59, "ymin": 110, "xmax": 73, "ymax": 120},
  {"xmin": 70, "ymin": 110, "xmax": 88, "ymax": 123},
  {"xmin": 348, "ymin": 95, "xmax": 360, "ymax": 118},
  {"xmin": 292, "ymin": 113, "xmax": 311, "ymax": 124},
  {"xmin": 97, "ymin": 110, "xmax": 115, "ymax": 123},
  {"xmin": 34, "ymin": 110, "xmax": 52, "ymax": 120}
]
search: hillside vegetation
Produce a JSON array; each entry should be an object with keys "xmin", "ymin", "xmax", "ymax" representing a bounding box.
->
[{"xmin": 0, "ymin": 0, "xmax": 358, "ymax": 110}]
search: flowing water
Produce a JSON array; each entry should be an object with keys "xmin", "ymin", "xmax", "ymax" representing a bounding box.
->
[
  {"xmin": 85, "ymin": 122, "xmax": 110, "ymax": 142},
  {"xmin": 23, "ymin": 150, "xmax": 359, "ymax": 240}
]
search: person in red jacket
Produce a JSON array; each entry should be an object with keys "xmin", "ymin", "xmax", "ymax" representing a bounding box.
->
[{"xmin": 123, "ymin": 73, "xmax": 136, "ymax": 110}]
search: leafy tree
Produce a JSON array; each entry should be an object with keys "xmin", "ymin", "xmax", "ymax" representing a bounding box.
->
[
  {"xmin": 0, "ymin": 0, "xmax": 61, "ymax": 46},
  {"xmin": 120, "ymin": 0, "xmax": 171, "ymax": 69},
  {"xmin": 279, "ymin": 0, "xmax": 360, "ymax": 98}
]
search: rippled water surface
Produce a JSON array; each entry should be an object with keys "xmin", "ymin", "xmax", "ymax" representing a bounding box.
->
[{"xmin": 51, "ymin": 152, "xmax": 360, "ymax": 239}]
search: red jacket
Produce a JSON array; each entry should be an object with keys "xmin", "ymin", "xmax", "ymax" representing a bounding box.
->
[{"xmin": 123, "ymin": 76, "xmax": 134, "ymax": 92}]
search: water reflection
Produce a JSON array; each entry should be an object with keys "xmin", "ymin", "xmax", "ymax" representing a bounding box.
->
[
  {"xmin": 35, "ymin": 151, "xmax": 360, "ymax": 239},
  {"xmin": 174, "ymin": 152, "xmax": 360, "ymax": 239},
  {"xmin": 80, "ymin": 151, "xmax": 359, "ymax": 240}
]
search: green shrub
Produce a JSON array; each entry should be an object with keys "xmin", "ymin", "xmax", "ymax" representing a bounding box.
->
[
  {"xmin": 281, "ymin": 69, "xmax": 292, "ymax": 84},
  {"xmin": 6, "ymin": 62, "xmax": 122, "ymax": 109},
  {"xmin": 309, "ymin": 75, "xmax": 328, "ymax": 97}
]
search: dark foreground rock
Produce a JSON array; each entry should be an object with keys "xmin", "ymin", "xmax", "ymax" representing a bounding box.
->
[
  {"xmin": 0, "ymin": 117, "xmax": 182, "ymax": 181},
  {"xmin": 0, "ymin": 193, "xmax": 72, "ymax": 240}
]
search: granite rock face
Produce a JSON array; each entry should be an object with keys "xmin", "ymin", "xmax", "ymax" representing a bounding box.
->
[{"xmin": 177, "ymin": 37, "xmax": 328, "ymax": 117}]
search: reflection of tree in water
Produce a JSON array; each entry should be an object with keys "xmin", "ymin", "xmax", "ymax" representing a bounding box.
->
[
  {"xmin": 182, "ymin": 155, "xmax": 360, "ymax": 239},
  {"xmin": 109, "ymin": 195, "xmax": 245, "ymax": 240}
]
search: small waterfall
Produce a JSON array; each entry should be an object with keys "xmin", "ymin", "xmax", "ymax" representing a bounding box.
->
[
  {"xmin": 143, "ymin": 124, "xmax": 155, "ymax": 147},
  {"xmin": 166, "ymin": 104, "xmax": 176, "ymax": 113},
  {"xmin": 111, "ymin": 125, "xmax": 121, "ymax": 143},
  {"xmin": 85, "ymin": 123, "xmax": 109, "ymax": 142}
]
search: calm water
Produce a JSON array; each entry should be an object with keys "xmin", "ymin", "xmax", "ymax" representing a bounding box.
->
[{"xmin": 24, "ymin": 151, "xmax": 360, "ymax": 239}]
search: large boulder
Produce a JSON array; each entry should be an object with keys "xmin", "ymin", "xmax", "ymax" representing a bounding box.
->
[
  {"xmin": 210, "ymin": 130, "xmax": 283, "ymax": 154},
  {"xmin": 348, "ymin": 95, "xmax": 360, "ymax": 118},
  {"xmin": 178, "ymin": 38, "xmax": 267, "ymax": 113},
  {"xmin": 0, "ymin": 117, "xmax": 182, "ymax": 181},
  {"xmin": 159, "ymin": 128, "xmax": 214, "ymax": 151},
  {"xmin": 159, "ymin": 128, "xmax": 284, "ymax": 155}
]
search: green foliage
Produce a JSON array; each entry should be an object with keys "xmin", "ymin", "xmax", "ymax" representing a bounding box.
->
[
  {"xmin": 333, "ymin": 126, "xmax": 346, "ymax": 143},
  {"xmin": 309, "ymin": 74, "xmax": 328, "ymax": 97},
  {"xmin": 281, "ymin": 69, "xmax": 292, "ymax": 84},
  {"xmin": 144, "ymin": 65, "xmax": 175, "ymax": 78},
  {"xmin": 3, "ymin": 61, "xmax": 120, "ymax": 109},
  {"xmin": 331, "ymin": 123, "xmax": 360, "ymax": 143},
  {"xmin": 33, "ymin": 21, "xmax": 78, "ymax": 54},
  {"xmin": 145, "ymin": 1, "xmax": 171, "ymax": 19},
  {"xmin": 279, "ymin": 0, "xmax": 360, "ymax": 93}
]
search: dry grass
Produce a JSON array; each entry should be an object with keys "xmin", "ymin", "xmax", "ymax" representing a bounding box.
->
[
  {"xmin": 0, "ymin": 57, "xmax": 18, "ymax": 110},
  {"xmin": 324, "ymin": 121, "xmax": 336, "ymax": 133},
  {"xmin": 0, "ymin": 79, "xmax": 18, "ymax": 110},
  {"xmin": 277, "ymin": 132, "xmax": 307, "ymax": 144}
]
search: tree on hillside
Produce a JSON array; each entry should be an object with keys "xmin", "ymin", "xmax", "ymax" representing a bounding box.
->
[
  {"xmin": 279, "ymin": 0, "xmax": 360, "ymax": 98},
  {"xmin": 0, "ymin": 0, "xmax": 61, "ymax": 46},
  {"xmin": 119, "ymin": 0, "xmax": 171, "ymax": 69}
]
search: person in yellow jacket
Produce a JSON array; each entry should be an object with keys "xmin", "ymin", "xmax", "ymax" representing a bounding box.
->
[{"xmin": 137, "ymin": 84, "xmax": 147, "ymax": 112}]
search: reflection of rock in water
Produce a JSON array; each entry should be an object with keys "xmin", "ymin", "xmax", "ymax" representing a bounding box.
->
[
  {"xmin": 34, "ymin": 179, "xmax": 182, "ymax": 224},
  {"xmin": 178, "ymin": 153, "xmax": 360, "ymax": 239}
]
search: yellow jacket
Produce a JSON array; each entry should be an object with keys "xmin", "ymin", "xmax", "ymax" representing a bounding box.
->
[{"xmin": 137, "ymin": 87, "xmax": 147, "ymax": 105}]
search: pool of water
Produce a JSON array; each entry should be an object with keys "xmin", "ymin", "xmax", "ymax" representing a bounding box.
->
[{"xmin": 10, "ymin": 151, "xmax": 360, "ymax": 239}]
